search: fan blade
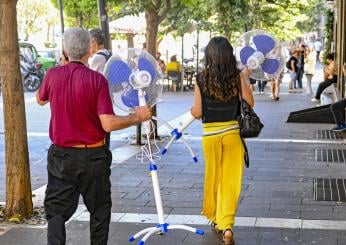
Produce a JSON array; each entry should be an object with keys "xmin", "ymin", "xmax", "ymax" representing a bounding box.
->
[
  {"xmin": 121, "ymin": 88, "xmax": 148, "ymax": 108},
  {"xmin": 261, "ymin": 58, "xmax": 280, "ymax": 74},
  {"xmin": 240, "ymin": 46, "xmax": 256, "ymax": 65},
  {"xmin": 105, "ymin": 60, "xmax": 132, "ymax": 86},
  {"xmin": 138, "ymin": 57, "xmax": 156, "ymax": 82},
  {"xmin": 253, "ymin": 35, "xmax": 275, "ymax": 55}
]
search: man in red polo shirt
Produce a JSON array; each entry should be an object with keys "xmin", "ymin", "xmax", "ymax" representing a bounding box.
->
[{"xmin": 36, "ymin": 27, "xmax": 151, "ymax": 245}]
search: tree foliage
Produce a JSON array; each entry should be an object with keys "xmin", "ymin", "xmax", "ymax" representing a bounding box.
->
[
  {"xmin": 160, "ymin": 0, "xmax": 211, "ymax": 37},
  {"xmin": 250, "ymin": 0, "xmax": 309, "ymax": 41},
  {"xmin": 17, "ymin": 0, "xmax": 52, "ymax": 40},
  {"xmin": 50, "ymin": 0, "xmax": 99, "ymax": 28}
]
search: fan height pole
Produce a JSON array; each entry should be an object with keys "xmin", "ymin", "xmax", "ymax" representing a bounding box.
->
[{"xmin": 139, "ymin": 89, "xmax": 165, "ymax": 225}]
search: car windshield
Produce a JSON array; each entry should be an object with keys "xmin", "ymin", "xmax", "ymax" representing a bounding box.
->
[{"xmin": 38, "ymin": 51, "xmax": 52, "ymax": 58}]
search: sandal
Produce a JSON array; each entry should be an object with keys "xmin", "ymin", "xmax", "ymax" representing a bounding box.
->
[
  {"xmin": 222, "ymin": 229, "xmax": 234, "ymax": 245},
  {"xmin": 210, "ymin": 222, "xmax": 222, "ymax": 233}
]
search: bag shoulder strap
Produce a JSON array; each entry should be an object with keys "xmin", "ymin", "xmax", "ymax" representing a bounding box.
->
[
  {"xmin": 96, "ymin": 50, "xmax": 112, "ymax": 60},
  {"xmin": 237, "ymin": 72, "xmax": 249, "ymax": 168},
  {"xmin": 240, "ymin": 137, "xmax": 249, "ymax": 168},
  {"xmin": 237, "ymin": 73, "xmax": 245, "ymax": 113}
]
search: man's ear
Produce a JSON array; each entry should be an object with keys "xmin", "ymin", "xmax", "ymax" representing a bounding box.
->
[
  {"xmin": 63, "ymin": 50, "xmax": 68, "ymax": 60},
  {"xmin": 88, "ymin": 45, "xmax": 93, "ymax": 56}
]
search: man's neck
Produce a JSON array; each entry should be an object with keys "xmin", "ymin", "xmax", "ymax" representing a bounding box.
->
[
  {"xmin": 70, "ymin": 55, "xmax": 89, "ymax": 65},
  {"xmin": 96, "ymin": 45, "xmax": 105, "ymax": 52}
]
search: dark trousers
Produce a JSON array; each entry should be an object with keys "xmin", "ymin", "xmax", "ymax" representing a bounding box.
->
[
  {"xmin": 257, "ymin": 80, "xmax": 267, "ymax": 92},
  {"xmin": 330, "ymin": 99, "xmax": 346, "ymax": 125},
  {"xmin": 105, "ymin": 133, "xmax": 110, "ymax": 149},
  {"xmin": 45, "ymin": 145, "xmax": 112, "ymax": 245},
  {"xmin": 296, "ymin": 68, "xmax": 304, "ymax": 88},
  {"xmin": 315, "ymin": 76, "xmax": 337, "ymax": 100}
]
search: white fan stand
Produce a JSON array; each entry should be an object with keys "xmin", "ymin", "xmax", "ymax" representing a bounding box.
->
[{"xmin": 128, "ymin": 82, "xmax": 204, "ymax": 244}]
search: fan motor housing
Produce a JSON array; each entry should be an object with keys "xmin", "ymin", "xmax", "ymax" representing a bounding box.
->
[
  {"xmin": 130, "ymin": 70, "xmax": 152, "ymax": 89},
  {"xmin": 247, "ymin": 51, "xmax": 265, "ymax": 70}
]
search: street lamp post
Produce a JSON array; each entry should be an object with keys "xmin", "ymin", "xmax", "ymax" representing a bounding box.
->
[{"xmin": 57, "ymin": 0, "xmax": 64, "ymax": 34}]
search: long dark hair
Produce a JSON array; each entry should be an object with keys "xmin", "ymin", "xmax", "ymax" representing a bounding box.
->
[{"xmin": 201, "ymin": 36, "xmax": 241, "ymax": 102}]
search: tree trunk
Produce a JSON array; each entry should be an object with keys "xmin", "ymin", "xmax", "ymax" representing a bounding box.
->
[
  {"xmin": 145, "ymin": 10, "xmax": 160, "ymax": 138},
  {"xmin": 126, "ymin": 33, "xmax": 135, "ymax": 48},
  {"xmin": 0, "ymin": 0, "xmax": 33, "ymax": 219},
  {"xmin": 78, "ymin": 14, "xmax": 83, "ymax": 28},
  {"xmin": 145, "ymin": 10, "xmax": 159, "ymax": 57}
]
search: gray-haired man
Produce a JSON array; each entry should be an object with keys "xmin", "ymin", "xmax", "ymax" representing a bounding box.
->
[{"xmin": 37, "ymin": 27, "xmax": 151, "ymax": 245}]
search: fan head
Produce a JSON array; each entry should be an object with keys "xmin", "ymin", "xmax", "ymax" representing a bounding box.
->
[
  {"xmin": 235, "ymin": 30, "xmax": 285, "ymax": 81},
  {"xmin": 103, "ymin": 48, "xmax": 163, "ymax": 113}
]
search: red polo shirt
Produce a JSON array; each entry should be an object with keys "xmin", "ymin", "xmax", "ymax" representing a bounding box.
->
[{"xmin": 38, "ymin": 62, "xmax": 114, "ymax": 147}]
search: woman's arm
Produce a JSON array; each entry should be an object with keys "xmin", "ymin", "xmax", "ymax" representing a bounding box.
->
[
  {"xmin": 290, "ymin": 59, "xmax": 296, "ymax": 72},
  {"xmin": 191, "ymin": 83, "xmax": 202, "ymax": 119},
  {"xmin": 240, "ymin": 73, "xmax": 254, "ymax": 108}
]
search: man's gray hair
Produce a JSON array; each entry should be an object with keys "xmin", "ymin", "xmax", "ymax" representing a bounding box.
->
[{"xmin": 63, "ymin": 28, "xmax": 91, "ymax": 60}]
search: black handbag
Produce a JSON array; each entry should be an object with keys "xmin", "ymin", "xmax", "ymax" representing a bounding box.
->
[
  {"xmin": 238, "ymin": 85, "xmax": 264, "ymax": 138},
  {"xmin": 237, "ymin": 83, "xmax": 264, "ymax": 168}
]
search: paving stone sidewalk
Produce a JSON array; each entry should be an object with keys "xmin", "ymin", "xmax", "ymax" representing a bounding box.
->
[{"xmin": 1, "ymin": 70, "xmax": 346, "ymax": 244}]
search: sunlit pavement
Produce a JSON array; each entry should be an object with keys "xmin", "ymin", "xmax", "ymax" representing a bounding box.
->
[{"xmin": 1, "ymin": 65, "xmax": 346, "ymax": 244}]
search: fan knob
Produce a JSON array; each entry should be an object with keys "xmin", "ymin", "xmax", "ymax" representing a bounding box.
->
[{"xmin": 247, "ymin": 51, "xmax": 265, "ymax": 70}]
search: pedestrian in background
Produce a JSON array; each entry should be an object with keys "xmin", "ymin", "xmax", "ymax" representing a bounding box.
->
[
  {"xmin": 311, "ymin": 53, "xmax": 337, "ymax": 104},
  {"xmin": 190, "ymin": 36, "xmax": 254, "ymax": 244},
  {"xmin": 314, "ymin": 39, "xmax": 322, "ymax": 62},
  {"xmin": 330, "ymin": 64, "xmax": 346, "ymax": 132},
  {"xmin": 36, "ymin": 27, "xmax": 151, "ymax": 245},
  {"xmin": 257, "ymin": 79, "xmax": 267, "ymax": 94},
  {"xmin": 156, "ymin": 52, "xmax": 166, "ymax": 73},
  {"xmin": 270, "ymin": 71, "xmax": 283, "ymax": 101},
  {"xmin": 89, "ymin": 28, "xmax": 112, "ymax": 74},
  {"xmin": 166, "ymin": 55, "xmax": 181, "ymax": 92},
  {"xmin": 89, "ymin": 28, "xmax": 113, "ymax": 149},
  {"xmin": 296, "ymin": 44, "xmax": 306, "ymax": 91},
  {"xmin": 287, "ymin": 49, "xmax": 298, "ymax": 93},
  {"xmin": 304, "ymin": 46, "xmax": 316, "ymax": 95}
]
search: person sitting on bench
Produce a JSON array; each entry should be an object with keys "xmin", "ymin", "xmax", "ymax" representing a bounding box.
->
[
  {"xmin": 311, "ymin": 53, "xmax": 337, "ymax": 104},
  {"xmin": 166, "ymin": 55, "xmax": 181, "ymax": 92},
  {"xmin": 330, "ymin": 64, "xmax": 346, "ymax": 132}
]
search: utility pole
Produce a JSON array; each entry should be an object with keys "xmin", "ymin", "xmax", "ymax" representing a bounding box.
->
[
  {"xmin": 196, "ymin": 28, "xmax": 199, "ymax": 76},
  {"xmin": 97, "ymin": 0, "xmax": 111, "ymax": 50},
  {"xmin": 181, "ymin": 34, "xmax": 184, "ymax": 92}
]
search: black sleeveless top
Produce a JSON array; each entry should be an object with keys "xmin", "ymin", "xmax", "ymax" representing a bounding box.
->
[{"xmin": 197, "ymin": 79, "xmax": 240, "ymax": 123}]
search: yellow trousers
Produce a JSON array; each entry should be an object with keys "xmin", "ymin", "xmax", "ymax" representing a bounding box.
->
[{"xmin": 201, "ymin": 121, "xmax": 244, "ymax": 230}]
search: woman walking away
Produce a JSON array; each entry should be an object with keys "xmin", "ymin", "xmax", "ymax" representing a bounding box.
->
[
  {"xmin": 190, "ymin": 36, "xmax": 254, "ymax": 244},
  {"xmin": 304, "ymin": 47, "xmax": 316, "ymax": 95},
  {"xmin": 270, "ymin": 71, "xmax": 284, "ymax": 101}
]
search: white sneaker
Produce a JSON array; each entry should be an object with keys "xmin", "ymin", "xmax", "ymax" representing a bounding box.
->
[{"xmin": 311, "ymin": 98, "xmax": 320, "ymax": 102}]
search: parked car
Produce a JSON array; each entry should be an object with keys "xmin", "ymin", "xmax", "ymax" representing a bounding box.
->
[{"xmin": 37, "ymin": 50, "xmax": 59, "ymax": 70}]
